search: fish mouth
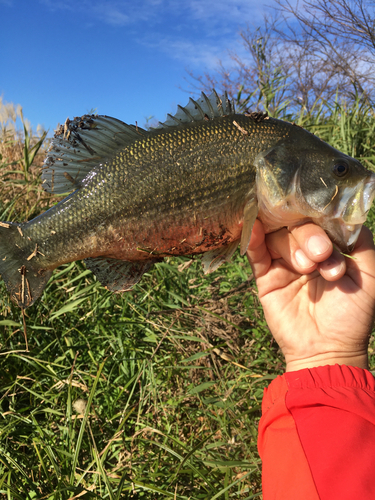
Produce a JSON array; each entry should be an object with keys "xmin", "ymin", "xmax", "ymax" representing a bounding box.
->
[
  {"xmin": 317, "ymin": 220, "xmax": 363, "ymax": 253},
  {"xmin": 316, "ymin": 173, "xmax": 375, "ymax": 253}
]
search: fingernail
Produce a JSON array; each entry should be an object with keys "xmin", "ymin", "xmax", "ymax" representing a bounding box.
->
[
  {"xmin": 319, "ymin": 257, "xmax": 344, "ymax": 277},
  {"xmin": 307, "ymin": 235, "xmax": 331, "ymax": 256},
  {"xmin": 295, "ymin": 249, "xmax": 314, "ymax": 268}
]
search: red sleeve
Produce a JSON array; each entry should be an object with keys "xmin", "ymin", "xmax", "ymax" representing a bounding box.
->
[{"xmin": 258, "ymin": 364, "xmax": 375, "ymax": 500}]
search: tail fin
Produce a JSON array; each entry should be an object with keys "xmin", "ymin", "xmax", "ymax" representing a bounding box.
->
[{"xmin": 0, "ymin": 223, "xmax": 52, "ymax": 308}]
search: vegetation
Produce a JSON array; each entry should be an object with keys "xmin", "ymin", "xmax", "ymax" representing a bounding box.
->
[
  {"xmin": 191, "ymin": 0, "xmax": 375, "ymax": 115},
  {"xmin": 2, "ymin": 63, "xmax": 375, "ymax": 500}
]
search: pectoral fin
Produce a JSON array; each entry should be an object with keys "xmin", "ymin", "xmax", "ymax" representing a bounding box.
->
[
  {"xmin": 84, "ymin": 257, "xmax": 158, "ymax": 292},
  {"xmin": 240, "ymin": 198, "xmax": 258, "ymax": 255},
  {"xmin": 201, "ymin": 239, "xmax": 240, "ymax": 274}
]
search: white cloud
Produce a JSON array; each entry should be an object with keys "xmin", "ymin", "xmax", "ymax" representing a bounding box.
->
[
  {"xmin": 141, "ymin": 33, "xmax": 238, "ymax": 70},
  {"xmin": 39, "ymin": 0, "xmax": 271, "ymax": 28},
  {"xmin": 39, "ymin": 0, "xmax": 162, "ymax": 26},
  {"xmin": 186, "ymin": 0, "xmax": 268, "ymax": 25},
  {"xmin": 37, "ymin": 0, "xmax": 274, "ymax": 69},
  {"xmin": 92, "ymin": 5, "xmax": 132, "ymax": 26},
  {"xmin": 130, "ymin": 0, "xmax": 271, "ymax": 69},
  {"xmin": 39, "ymin": 0, "xmax": 75, "ymax": 11}
]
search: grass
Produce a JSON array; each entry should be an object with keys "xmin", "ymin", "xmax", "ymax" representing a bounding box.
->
[
  {"xmin": 0, "ymin": 253, "xmax": 271, "ymax": 499},
  {"xmin": 1, "ymin": 94, "xmax": 375, "ymax": 499}
]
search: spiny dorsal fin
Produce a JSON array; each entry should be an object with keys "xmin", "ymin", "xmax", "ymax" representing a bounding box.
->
[
  {"xmin": 157, "ymin": 90, "xmax": 235, "ymax": 128},
  {"xmin": 42, "ymin": 90, "xmax": 234, "ymax": 194},
  {"xmin": 42, "ymin": 115, "xmax": 148, "ymax": 194}
]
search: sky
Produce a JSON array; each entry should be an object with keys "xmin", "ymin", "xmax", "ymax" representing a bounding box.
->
[{"xmin": 1, "ymin": 0, "xmax": 274, "ymax": 135}]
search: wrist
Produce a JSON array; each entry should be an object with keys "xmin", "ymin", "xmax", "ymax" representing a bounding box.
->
[{"xmin": 285, "ymin": 352, "xmax": 369, "ymax": 372}]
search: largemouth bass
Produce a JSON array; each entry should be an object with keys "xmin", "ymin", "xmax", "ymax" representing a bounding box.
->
[{"xmin": 1, "ymin": 91, "xmax": 375, "ymax": 308}]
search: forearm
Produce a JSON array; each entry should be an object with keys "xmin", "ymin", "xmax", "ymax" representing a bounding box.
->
[{"xmin": 259, "ymin": 364, "xmax": 375, "ymax": 499}]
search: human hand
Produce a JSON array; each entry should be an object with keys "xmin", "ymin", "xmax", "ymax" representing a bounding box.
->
[{"xmin": 246, "ymin": 220, "xmax": 375, "ymax": 372}]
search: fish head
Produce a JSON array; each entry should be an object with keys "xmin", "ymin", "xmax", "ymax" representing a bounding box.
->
[
  {"xmin": 255, "ymin": 135, "xmax": 375, "ymax": 253},
  {"xmin": 301, "ymin": 152, "xmax": 375, "ymax": 252}
]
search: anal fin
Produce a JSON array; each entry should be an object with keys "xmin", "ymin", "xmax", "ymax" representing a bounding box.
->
[{"xmin": 84, "ymin": 257, "xmax": 158, "ymax": 292}]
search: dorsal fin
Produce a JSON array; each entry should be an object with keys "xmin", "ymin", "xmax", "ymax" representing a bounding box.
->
[
  {"xmin": 42, "ymin": 115, "xmax": 148, "ymax": 194},
  {"xmin": 42, "ymin": 90, "xmax": 234, "ymax": 194},
  {"xmin": 157, "ymin": 90, "xmax": 235, "ymax": 128}
]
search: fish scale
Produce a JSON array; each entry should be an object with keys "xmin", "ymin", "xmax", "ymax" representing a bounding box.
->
[
  {"xmin": 14, "ymin": 116, "xmax": 259, "ymax": 259},
  {"xmin": 1, "ymin": 91, "xmax": 375, "ymax": 308}
]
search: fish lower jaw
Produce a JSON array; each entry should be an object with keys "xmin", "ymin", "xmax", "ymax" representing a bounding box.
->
[
  {"xmin": 312, "ymin": 217, "xmax": 363, "ymax": 253},
  {"xmin": 345, "ymin": 224, "xmax": 362, "ymax": 251}
]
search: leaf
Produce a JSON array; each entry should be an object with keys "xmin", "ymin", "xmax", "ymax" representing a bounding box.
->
[
  {"xmin": 182, "ymin": 352, "xmax": 209, "ymax": 363},
  {"xmin": 49, "ymin": 296, "xmax": 89, "ymax": 319},
  {"xmin": 188, "ymin": 381, "xmax": 216, "ymax": 394}
]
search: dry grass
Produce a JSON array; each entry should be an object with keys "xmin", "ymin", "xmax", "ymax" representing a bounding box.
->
[{"xmin": 0, "ymin": 100, "xmax": 60, "ymax": 221}]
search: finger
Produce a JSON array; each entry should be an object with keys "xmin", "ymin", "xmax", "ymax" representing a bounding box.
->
[
  {"xmin": 352, "ymin": 225, "xmax": 375, "ymax": 254},
  {"xmin": 268, "ymin": 224, "xmax": 346, "ymax": 280},
  {"xmin": 346, "ymin": 226, "xmax": 375, "ymax": 293},
  {"xmin": 246, "ymin": 219, "xmax": 272, "ymax": 279},
  {"xmin": 317, "ymin": 247, "xmax": 346, "ymax": 281},
  {"xmin": 289, "ymin": 223, "xmax": 333, "ymax": 262},
  {"xmin": 265, "ymin": 228, "xmax": 318, "ymax": 274}
]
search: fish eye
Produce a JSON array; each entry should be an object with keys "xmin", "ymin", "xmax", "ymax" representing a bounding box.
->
[{"xmin": 333, "ymin": 162, "xmax": 349, "ymax": 177}]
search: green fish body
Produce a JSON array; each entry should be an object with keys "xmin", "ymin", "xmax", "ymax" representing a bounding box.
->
[{"xmin": 1, "ymin": 91, "xmax": 374, "ymax": 308}]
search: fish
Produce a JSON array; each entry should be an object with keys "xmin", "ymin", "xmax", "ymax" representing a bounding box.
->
[{"xmin": 1, "ymin": 90, "xmax": 375, "ymax": 309}]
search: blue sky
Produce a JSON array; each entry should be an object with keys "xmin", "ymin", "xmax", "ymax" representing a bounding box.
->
[{"xmin": 1, "ymin": 0, "xmax": 273, "ymax": 134}]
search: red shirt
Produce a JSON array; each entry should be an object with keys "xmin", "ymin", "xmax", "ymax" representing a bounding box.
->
[{"xmin": 258, "ymin": 364, "xmax": 375, "ymax": 499}]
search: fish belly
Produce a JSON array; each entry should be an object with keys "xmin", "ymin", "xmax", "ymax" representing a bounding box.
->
[{"xmin": 99, "ymin": 209, "xmax": 245, "ymax": 261}]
